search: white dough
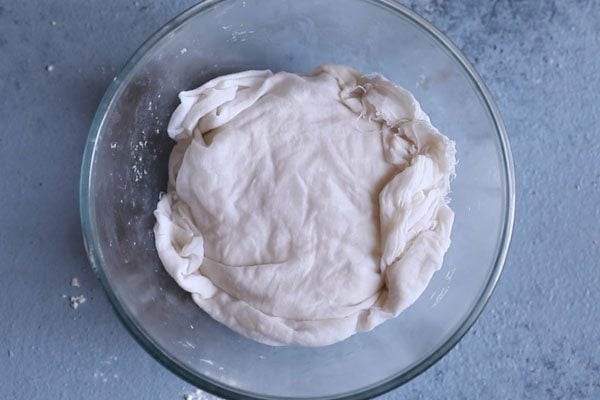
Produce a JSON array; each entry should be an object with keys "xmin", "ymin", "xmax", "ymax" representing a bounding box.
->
[{"xmin": 154, "ymin": 65, "xmax": 456, "ymax": 346}]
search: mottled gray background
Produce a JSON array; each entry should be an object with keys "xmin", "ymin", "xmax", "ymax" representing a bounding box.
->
[{"xmin": 0, "ymin": 0, "xmax": 599, "ymax": 399}]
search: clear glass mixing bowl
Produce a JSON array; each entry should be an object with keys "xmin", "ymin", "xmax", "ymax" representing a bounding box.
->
[{"xmin": 80, "ymin": 0, "xmax": 515, "ymax": 398}]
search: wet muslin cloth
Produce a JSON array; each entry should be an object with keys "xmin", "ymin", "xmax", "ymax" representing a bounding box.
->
[{"xmin": 154, "ymin": 64, "xmax": 456, "ymax": 346}]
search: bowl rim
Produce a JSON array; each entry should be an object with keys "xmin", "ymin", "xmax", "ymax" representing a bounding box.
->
[{"xmin": 80, "ymin": 0, "xmax": 516, "ymax": 399}]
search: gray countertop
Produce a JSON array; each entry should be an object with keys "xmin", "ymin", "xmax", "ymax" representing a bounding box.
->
[{"xmin": 1, "ymin": 0, "xmax": 599, "ymax": 399}]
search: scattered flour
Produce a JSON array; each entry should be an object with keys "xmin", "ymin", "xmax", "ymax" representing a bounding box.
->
[
  {"xmin": 70, "ymin": 295, "xmax": 86, "ymax": 310},
  {"xmin": 182, "ymin": 389, "xmax": 215, "ymax": 400}
]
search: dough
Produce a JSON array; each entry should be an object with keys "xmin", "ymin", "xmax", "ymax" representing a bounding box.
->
[{"xmin": 154, "ymin": 64, "xmax": 456, "ymax": 346}]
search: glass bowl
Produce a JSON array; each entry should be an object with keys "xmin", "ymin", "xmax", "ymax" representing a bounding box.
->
[{"xmin": 80, "ymin": 0, "xmax": 515, "ymax": 398}]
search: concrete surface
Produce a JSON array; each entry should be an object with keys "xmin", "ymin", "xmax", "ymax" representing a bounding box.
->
[{"xmin": 0, "ymin": 0, "xmax": 599, "ymax": 399}]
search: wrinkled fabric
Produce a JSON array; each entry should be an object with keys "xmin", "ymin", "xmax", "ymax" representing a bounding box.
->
[{"xmin": 154, "ymin": 64, "xmax": 456, "ymax": 346}]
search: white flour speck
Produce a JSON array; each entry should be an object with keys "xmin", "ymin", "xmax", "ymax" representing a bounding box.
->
[
  {"xmin": 230, "ymin": 29, "xmax": 253, "ymax": 42},
  {"xmin": 445, "ymin": 266, "xmax": 456, "ymax": 281},
  {"xmin": 132, "ymin": 165, "xmax": 143, "ymax": 182},
  {"xmin": 101, "ymin": 355, "xmax": 119, "ymax": 365},
  {"xmin": 181, "ymin": 340, "xmax": 196, "ymax": 349},
  {"xmin": 71, "ymin": 277, "xmax": 80, "ymax": 287},
  {"xmin": 70, "ymin": 295, "xmax": 86, "ymax": 310}
]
